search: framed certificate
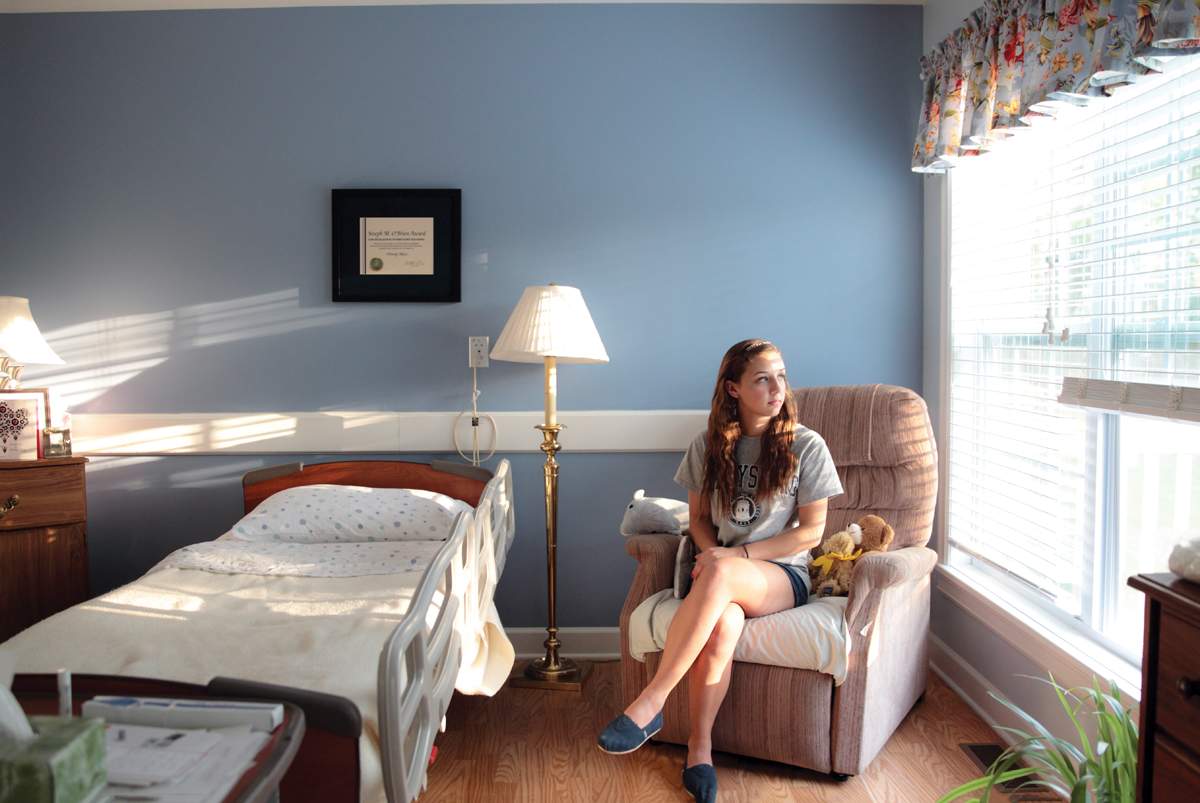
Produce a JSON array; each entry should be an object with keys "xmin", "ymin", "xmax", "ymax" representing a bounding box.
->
[{"xmin": 332, "ymin": 189, "xmax": 461, "ymax": 302}]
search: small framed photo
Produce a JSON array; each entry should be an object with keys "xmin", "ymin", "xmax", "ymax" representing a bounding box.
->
[
  {"xmin": 332, "ymin": 189, "xmax": 462, "ymax": 303},
  {"xmin": 0, "ymin": 389, "xmax": 47, "ymax": 460}
]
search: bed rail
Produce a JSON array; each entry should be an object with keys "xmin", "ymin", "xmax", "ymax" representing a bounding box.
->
[
  {"xmin": 376, "ymin": 458, "xmax": 516, "ymax": 803},
  {"xmin": 377, "ymin": 512, "xmax": 468, "ymax": 803}
]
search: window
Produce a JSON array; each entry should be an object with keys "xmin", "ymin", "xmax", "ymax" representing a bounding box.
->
[{"xmin": 947, "ymin": 57, "xmax": 1200, "ymax": 664}]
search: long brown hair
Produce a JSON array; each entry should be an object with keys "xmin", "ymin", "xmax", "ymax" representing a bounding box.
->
[{"xmin": 702, "ymin": 339, "xmax": 799, "ymax": 517}]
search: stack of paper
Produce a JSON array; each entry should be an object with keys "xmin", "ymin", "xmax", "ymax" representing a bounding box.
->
[{"xmin": 102, "ymin": 723, "xmax": 269, "ymax": 803}]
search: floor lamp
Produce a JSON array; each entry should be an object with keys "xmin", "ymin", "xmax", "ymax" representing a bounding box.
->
[{"xmin": 491, "ymin": 284, "xmax": 608, "ymax": 690}]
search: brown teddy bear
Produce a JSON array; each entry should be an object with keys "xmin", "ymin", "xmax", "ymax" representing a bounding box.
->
[
  {"xmin": 857, "ymin": 514, "xmax": 895, "ymax": 554},
  {"xmin": 809, "ymin": 514, "xmax": 895, "ymax": 598}
]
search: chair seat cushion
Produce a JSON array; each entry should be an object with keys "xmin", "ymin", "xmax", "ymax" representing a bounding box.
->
[{"xmin": 627, "ymin": 590, "xmax": 851, "ymax": 685}]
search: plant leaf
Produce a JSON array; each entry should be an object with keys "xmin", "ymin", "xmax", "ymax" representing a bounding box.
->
[
  {"xmin": 941, "ymin": 673, "xmax": 1140, "ymax": 803},
  {"xmin": 935, "ymin": 768, "xmax": 1036, "ymax": 802}
]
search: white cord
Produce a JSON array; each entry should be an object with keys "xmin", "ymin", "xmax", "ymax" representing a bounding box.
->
[{"xmin": 453, "ymin": 366, "xmax": 498, "ymax": 466}]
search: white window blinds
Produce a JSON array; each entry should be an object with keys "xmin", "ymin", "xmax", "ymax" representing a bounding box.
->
[
  {"xmin": 949, "ymin": 57, "xmax": 1200, "ymax": 615},
  {"xmin": 1058, "ymin": 377, "xmax": 1200, "ymax": 422}
]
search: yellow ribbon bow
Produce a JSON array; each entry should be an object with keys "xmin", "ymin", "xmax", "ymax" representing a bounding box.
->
[{"xmin": 810, "ymin": 548, "xmax": 863, "ymax": 575}]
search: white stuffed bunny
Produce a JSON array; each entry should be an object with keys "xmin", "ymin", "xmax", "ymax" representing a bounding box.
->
[
  {"xmin": 619, "ymin": 489, "xmax": 689, "ymax": 537},
  {"xmin": 1169, "ymin": 535, "xmax": 1200, "ymax": 583}
]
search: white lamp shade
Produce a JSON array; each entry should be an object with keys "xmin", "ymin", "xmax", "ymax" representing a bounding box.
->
[
  {"xmin": 490, "ymin": 285, "xmax": 609, "ymax": 364},
  {"xmin": 0, "ymin": 297, "xmax": 63, "ymax": 365}
]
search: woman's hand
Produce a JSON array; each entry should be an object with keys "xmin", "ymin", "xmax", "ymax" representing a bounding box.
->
[{"xmin": 691, "ymin": 546, "xmax": 742, "ymax": 579}]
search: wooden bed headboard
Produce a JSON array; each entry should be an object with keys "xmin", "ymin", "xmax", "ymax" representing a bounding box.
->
[{"xmin": 242, "ymin": 459, "xmax": 491, "ymax": 515}]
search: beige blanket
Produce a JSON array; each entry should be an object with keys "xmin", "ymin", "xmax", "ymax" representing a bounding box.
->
[{"xmin": 2, "ymin": 567, "xmax": 514, "ymax": 803}]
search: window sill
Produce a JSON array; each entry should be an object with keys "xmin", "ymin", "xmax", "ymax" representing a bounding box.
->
[{"xmin": 935, "ymin": 563, "xmax": 1142, "ymax": 707}]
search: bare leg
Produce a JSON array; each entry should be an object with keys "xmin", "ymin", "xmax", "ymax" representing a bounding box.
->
[
  {"xmin": 624, "ymin": 558, "xmax": 792, "ymax": 727},
  {"xmin": 686, "ymin": 602, "xmax": 744, "ymax": 767}
]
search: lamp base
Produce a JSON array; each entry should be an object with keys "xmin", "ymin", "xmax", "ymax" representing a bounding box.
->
[
  {"xmin": 0, "ymin": 357, "xmax": 22, "ymax": 390},
  {"xmin": 508, "ymin": 657, "xmax": 592, "ymax": 692}
]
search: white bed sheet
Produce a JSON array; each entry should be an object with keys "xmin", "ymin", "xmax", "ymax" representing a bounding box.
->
[
  {"xmin": 628, "ymin": 589, "xmax": 851, "ymax": 685},
  {"xmin": 3, "ymin": 565, "xmax": 513, "ymax": 803}
]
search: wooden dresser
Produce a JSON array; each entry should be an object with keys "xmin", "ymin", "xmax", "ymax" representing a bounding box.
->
[
  {"xmin": 0, "ymin": 457, "xmax": 89, "ymax": 643},
  {"xmin": 1129, "ymin": 572, "xmax": 1200, "ymax": 802}
]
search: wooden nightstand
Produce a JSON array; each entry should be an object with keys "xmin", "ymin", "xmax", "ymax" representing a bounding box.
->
[
  {"xmin": 0, "ymin": 457, "xmax": 89, "ymax": 643},
  {"xmin": 1129, "ymin": 572, "xmax": 1200, "ymax": 802}
]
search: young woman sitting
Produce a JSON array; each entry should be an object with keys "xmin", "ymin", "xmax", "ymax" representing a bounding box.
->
[{"xmin": 597, "ymin": 338, "xmax": 843, "ymax": 802}]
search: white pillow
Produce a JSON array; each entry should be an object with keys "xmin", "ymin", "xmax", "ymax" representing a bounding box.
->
[{"xmin": 226, "ymin": 484, "xmax": 473, "ymax": 543}]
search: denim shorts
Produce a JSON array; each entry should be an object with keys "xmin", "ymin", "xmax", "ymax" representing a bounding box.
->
[{"xmin": 767, "ymin": 561, "xmax": 810, "ymax": 608}]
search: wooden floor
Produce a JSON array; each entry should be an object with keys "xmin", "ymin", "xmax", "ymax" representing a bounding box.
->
[{"xmin": 423, "ymin": 660, "xmax": 1020, "ymax": 803}]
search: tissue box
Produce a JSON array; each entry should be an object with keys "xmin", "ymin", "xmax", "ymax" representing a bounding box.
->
[{"xmin": 0, "ymin": 716, "xmax": 106, "ymax": 803}]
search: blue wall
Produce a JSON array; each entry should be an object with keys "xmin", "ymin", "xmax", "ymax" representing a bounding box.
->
[{"xmin": 1, "ymin": 4, "xmax": 923, "ymax": 627}]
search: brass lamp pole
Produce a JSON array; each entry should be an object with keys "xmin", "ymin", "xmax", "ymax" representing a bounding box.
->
[
  {"xmin": 491, "ymin": 286, "xmax": 608, "ymax": 691},
  {"xmin": 527, "ymin": 356, "xmax": 577, "ymax": 683}
]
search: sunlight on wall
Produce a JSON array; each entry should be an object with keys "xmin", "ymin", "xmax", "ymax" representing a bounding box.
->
[
  {"xmin": 21, "ymin": 289, "xmax": 356, "ymax": 409},
  {"xmin": 75, "ymin": 415, "xmax": 302, "ymax": 453},
  {"xmin": 341, "ymin": 412, "xmax": 399, "ymax": 430},
  {"xmin": 85, "ymin": 455, "xmax": 164, "ymax": 474},
  {"xmin": 209, "ymin": 415, "xmax": 299, "ymax": 449},
  {"xmin": 83, "ymin": 423, "xmax": 208, "ymax": 453}
]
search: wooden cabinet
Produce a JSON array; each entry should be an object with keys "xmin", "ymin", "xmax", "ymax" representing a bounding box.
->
[
  {"xmin": 1129, "ymin": 573, "xmax": 1200, "ymax": 802},
  {"xmin": 0, "ymin": 457, "xmax": 89, "ymax": 643}
]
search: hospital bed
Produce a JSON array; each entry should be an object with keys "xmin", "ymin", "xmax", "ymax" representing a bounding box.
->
[{"xmin": 3, "ymin": 458, "xmax": 517, "ymax": 803}]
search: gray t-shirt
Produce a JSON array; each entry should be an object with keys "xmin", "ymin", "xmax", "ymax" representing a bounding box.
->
[{"xmin": 673, "ymin": 426, "xmax": 843, "ymax": 574}]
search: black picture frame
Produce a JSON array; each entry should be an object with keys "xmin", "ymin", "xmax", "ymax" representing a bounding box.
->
[{"xmin": 331, "ymin": 188, "xmax": 461, "ymax": 302}]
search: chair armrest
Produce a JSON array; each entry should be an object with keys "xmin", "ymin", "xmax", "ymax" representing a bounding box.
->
[
  {"xmin": 621, "ymin": 533, "xmax": 680, "ymax": 604},
  {"xmin": 845, "ymin": 546, "xmax": 938, "ymax": 626},
  {"xmin": 617, "ymin": 532, "xmax": 681, "ymax": 706},
  {"xmin": 624, "ymin": 533, "xmax": 680, "ymax": 578},
  {"xmin": 618, "ymin": 533, "xmax": 681, "ymax": 645},
  {"xmin": 832, "ymin": 545, "xmax": 938, "ymax": 774}
]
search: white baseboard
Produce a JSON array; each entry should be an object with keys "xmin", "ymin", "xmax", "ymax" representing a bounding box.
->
[
  {"xmin": 928, "ymin": 634, "xmax": 1019, "ymax": 750},
  {"xmin": 506, "ymin": 626, "xmax": 620, "ymax": 661}
]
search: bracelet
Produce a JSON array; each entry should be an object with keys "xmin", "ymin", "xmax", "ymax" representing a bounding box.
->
[{"xmin": 742, "ymin": 545, "xmax": 750, "ymax": 559}]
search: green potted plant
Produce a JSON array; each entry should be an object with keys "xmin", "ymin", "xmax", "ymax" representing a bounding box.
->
[{"xmin": 938, "ymin": 676, "xmax": 1138, "ymax": 802}]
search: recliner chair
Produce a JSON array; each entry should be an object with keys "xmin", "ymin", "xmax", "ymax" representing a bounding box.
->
[{"xmin": 618, "ymin": 384, "xmax": 939, "ymax": 777}]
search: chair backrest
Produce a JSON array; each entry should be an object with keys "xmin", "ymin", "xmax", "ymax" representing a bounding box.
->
[{"xmin": 792, "ymin": 384, "xmax": 938, "ymax": 550}]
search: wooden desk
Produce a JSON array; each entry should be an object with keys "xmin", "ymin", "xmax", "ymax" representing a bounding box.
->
[{"xmin": 13, "ymin": 674, "xmax": 306, "ymax": 803}]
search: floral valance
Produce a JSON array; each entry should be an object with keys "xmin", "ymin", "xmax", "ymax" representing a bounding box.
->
[{"xmin": 913, "ymin": 0, "xmax": 1200, "ymax": 172}]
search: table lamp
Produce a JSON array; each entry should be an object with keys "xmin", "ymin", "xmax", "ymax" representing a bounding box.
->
[
  {"xmin": 491, "ymin": 284, "xmax": 608, "ymax": 689},
  {"xmin": 0, "ymin": 297, "xmax": 63, "ymax": 389}
]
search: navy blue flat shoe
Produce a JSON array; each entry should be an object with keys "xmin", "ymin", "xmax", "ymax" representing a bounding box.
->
[
  {"xmin": 682, "ymin": 763, "xmax": 717, "ymax": 803},
  {"xmin": 596, "ymin": 710, "xmax": 663, "ymax": 755}
]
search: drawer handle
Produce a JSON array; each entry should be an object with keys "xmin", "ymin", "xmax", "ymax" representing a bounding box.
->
[
  {"xmin": 1179, "ymin": 677, "xmax": 1200, "ymax": 699},
  {"xmin": 0, "ymin": 494, "xmax": 19, "ymax": 520}
]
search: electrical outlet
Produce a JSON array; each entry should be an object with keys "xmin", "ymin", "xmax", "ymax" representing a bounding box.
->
[{"xmin": 468, "ymin": 336, "xmax": 489, "ymax": 368}]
